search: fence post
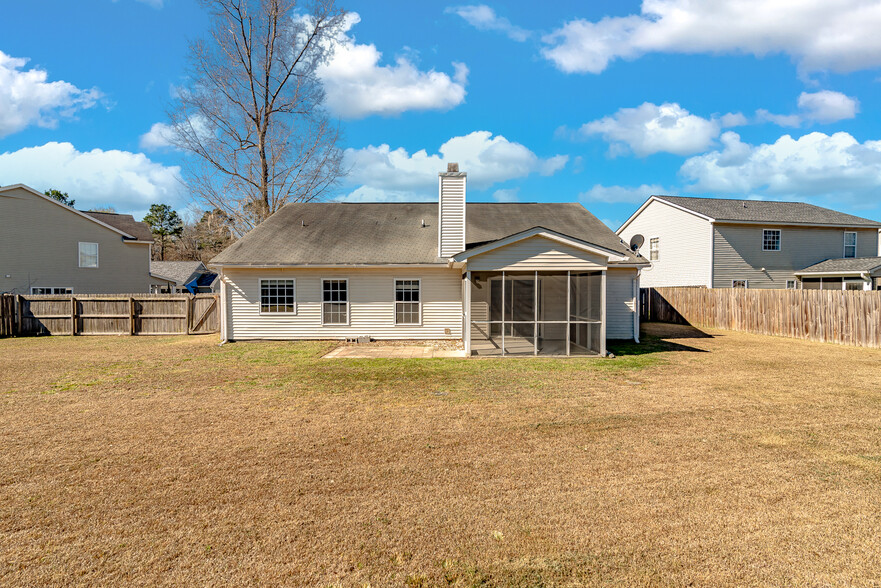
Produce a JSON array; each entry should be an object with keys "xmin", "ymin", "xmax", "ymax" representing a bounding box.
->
[
  {"xmin": 186, "ymin": 295, "xmax": 193, "ymax": 335},
  {"xmin": 129, "ymin": 297, "xmax": 135, "ymax": 336},
  {"xmin": 70, "ymin": 296, "xmax": 77, "ymax": 336}
]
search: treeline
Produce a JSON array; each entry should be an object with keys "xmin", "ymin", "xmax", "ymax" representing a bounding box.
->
[{"xmin": 142, "ymin": 204, "xmax": 234, "ymax": 262}]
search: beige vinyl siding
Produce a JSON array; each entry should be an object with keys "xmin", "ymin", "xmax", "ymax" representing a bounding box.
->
[
  {"xmin": 617, "ymin": 199, "xmax": 711, "ymax": 287},
  {"xmin": 713, "ymin": 224, "xmax": 880, "ymax": 289},
  {"xmin": 0, "ymin": 186, "xmax": 152, "ymax": 294},
  {"xmin": 606, "ymin": 268, "xmax": 638, "ymax": 339},
  {"xmin": 224, "ymin": 267, "xmax": 462, "ymax": 340},
  {"xmin": 438, "ymin": 175, "xmax": 465, "ymax": 257},
  {"xmin": 466, "ymin": 236, "xmax": 608, "ymax": 271}
]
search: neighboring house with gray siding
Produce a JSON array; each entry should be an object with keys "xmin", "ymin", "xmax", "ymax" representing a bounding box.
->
[
  {"xmin": 0, "ymin": 184, "xmax": 155, "ymax": 294},
  {"xmin": 618, "ymin": 195, "xmax": 881, "ymax": 290},
  {"xmin": 210, "ymin": 164, "xmax": 648, "ymax": 356}
]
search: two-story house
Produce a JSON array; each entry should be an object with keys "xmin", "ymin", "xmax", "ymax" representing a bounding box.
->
[
  {"xmin": 0, "ymin": 183, "xmax": 156, "ymax": 294},
  {"xmin": 617, "ymin": 195, "xmax": 881, "ymax": 290}
]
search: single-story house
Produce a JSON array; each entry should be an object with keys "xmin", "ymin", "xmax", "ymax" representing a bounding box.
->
[
  {"xmin": 617, "ymin": 195, "xmax": 881, "ymax": 289},
  {"xmin": 150, "ymin": 261, "xmax": 219, "ymax": 294},
  {"xmin": 210, "ymin": 164, "xmax": 648, "ymax": 356}
]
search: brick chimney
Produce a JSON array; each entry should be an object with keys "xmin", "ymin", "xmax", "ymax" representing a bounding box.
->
[{"xmin": 438, "ymin": 163, "xmax": 466, "ymax": 257}]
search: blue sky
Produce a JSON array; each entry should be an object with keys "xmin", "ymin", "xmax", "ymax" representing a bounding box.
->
[{"xmin": 3, "ymin": 0, "xmax": 881, "ymax": 228}]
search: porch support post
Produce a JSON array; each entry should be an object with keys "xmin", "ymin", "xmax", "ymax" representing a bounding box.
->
[
  {"xmin": 601, "ymin": 270, "xmax": 607, "ymax": 356},
  {"xmin": 566, "ymin": 270, "xmax": 571, "ymax": 356},
  {"xmin": 533, "ymin": 270, "xmax": 538, "ymax": 356},
  {"xmin": 501, "ymin": 271, "xmax": 505, "ymax": 357},
  {"xmin": 464, "ymin": 270, "xmax": 472, "ymax": 356}
]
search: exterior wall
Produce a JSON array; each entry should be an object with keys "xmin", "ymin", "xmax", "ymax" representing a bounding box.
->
[
  {"xmin": 224, "ymin": 266, "xmax": 463, "ymax": 340},
  {"xmin": 438, "ymin": 174, "xmax": 465, "ymax": 257},
  {"xmin": 618, "ymin": 200, "xmax": 712, "ymax": 287},
  {"xmin": 0, "ymin": 186, "xmax": 152, "ymax": 294},
  {"xmin": 466, "ymin": 235, "xmax": 608, "ymax": 271},
  {"xmin": 713, "ymin": 224, "xmax": 879, "ymax": 289},
  {"xmin": 606, "ymin": 268, "xmax": 638, "ymax": 340}
]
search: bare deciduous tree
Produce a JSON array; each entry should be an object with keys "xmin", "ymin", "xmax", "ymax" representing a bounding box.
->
[{"xmin": 169, "ymin": 0, "xmax": 346, "ymax": 235}]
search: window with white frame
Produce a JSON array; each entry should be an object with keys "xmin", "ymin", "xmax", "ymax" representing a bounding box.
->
[
  {"xmin": 732, "ymin": 280, "xmax": 748, "ymax": 289},
  {"xmin": 260, "ymin": 279, "xmax": 296, "ymax": 314},
  {"xmin": 844, "ymin": 232, "xmax": 857, "ymax": 258},
  {"xmin": 78, "ymin": 242, "xmax": 99, "ymax": 268},
  {"xmin": 394, "ymin": 279, "xmax": 421, "ymax": 325},
  {"xmin": 762, "ymin": 229, "xmax": 781, "ymax": 251},
  {"xmin": 322, "ymin": 279, "xmax": 348, "ymax": 325},
  {"xmin": 30, "ymin": 287, "xmax": 73, "ymax": 295},
  {"xmin": 786, "ymin": 279, "xmax": 797, "ymax": 290},
  {"xmin": 649, "ymin": 237, "xmax": 659, "ymax": 261}
]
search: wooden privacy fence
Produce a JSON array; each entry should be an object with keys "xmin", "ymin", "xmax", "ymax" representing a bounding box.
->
[
  {"xmin": 641, "ymin": 287, "xmax": 881, "ymax": 348},
  {"xmin": 0, "ymin": 293, "xmax": 219, "ymax": 337}
]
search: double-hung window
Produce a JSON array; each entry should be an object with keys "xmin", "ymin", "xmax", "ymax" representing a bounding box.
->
[
  {"xmin": 762, "ymin": 229, "xmax": 781, "ymax": 251},
  {"xmin": 322, "ymin": 279, "xmax": 348, "ymax": 325},
  {"xmin": 78, "ymin": 242, "xmax": 99, "ymax": 268},
  {"xmin": 260, "ymin": 279, "xmax": 296, "ymax": 314},
  {"xmin": 844, "ymin": 232, "xmax": 857, "ymax": 258},
  {"xmin": 394, "ymin": 279, "xmax": 421, "ymax": 325},
  {"xmin": 649, "ymin": 237, "xmax": 659, "ymax": 261}
]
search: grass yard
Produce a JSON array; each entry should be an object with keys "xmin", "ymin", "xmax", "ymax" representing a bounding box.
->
[{"xmin": 1, "ymin": 324, "xmax": 880, "ymax": 586}]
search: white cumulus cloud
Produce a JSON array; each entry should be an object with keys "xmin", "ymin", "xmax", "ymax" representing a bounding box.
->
[
  {"xmin": 341, "ymin": 131, "xmax": 568, "ymax": 200},
  {"xmin": 0, "ymin": 50, "xmax": 102, "ymax": 138},
  {"xmin": 319, "ymin": 13, "xmax": 468, "ymax": 118},
  {"xmin": 446, "ymin": 5, "xmax": 531, "ymax": 41},
  {"xmin": 756, "ymin": 90, "xmax": 860, "ymax": 127},
  {"xmin": 680, "ymin": 131, "xmax": 881, "ymax": 201},
  {"xmin": 542, "ymin": 1, "xmax": 881, "ymax": 75},
  {"xmin": 139, "ymin": 122, "xmax": 175, "ymax": 150},
  {"xmin": 0, "ymin": 142, "xmax": 185, "ymax": 217},
  {"xmin": 797, "ymin": 90, "xmax": 859, "ymax": 123},
  {"xmin": 577, "ymin": 102, "xmax": 738, "ymax": 157}
]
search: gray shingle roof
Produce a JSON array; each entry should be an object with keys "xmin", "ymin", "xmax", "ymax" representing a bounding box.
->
[
  {"xmin": 655, "ymin": 196, "xmax": 881, "ymax": 227},
  {"xmin": 150, "ymin": 261, "xmax": 207, "ymax": 285},
  {"xmin": 211, "ymin": 202, "xmax": 643, "ymax": 266},
  {"xmin": 797, "ymin": 257, "xmax": 881, "ymax": 274},
  {"xmin": 82, "ymin": 211, "xmax": 155, "ymax": 241}
]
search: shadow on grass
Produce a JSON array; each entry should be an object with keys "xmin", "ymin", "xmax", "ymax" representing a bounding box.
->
[{"xmin": 608, "ymin": 322, "xmax": 713, "ymax": 357}]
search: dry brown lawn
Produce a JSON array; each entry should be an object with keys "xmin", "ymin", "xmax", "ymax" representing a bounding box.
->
[{"xmin": 1, "ymin": 325, "xmax": 880, "ymax": 587}]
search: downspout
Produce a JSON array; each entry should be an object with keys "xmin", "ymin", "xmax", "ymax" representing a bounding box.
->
[
  {"xmin": 218, "ymin": 268, "xmax": 228, "ymax": 344},
  {"xmin": 633, "ymin": 269, "xmax": 641, "ymax": 344}
]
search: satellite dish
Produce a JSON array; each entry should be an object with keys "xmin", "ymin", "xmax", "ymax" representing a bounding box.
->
[{"xmin": 629, "ymin": 234, "xmax": 645, "ymax": 252}]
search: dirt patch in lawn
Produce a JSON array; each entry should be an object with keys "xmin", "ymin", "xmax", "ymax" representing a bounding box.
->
[{"xmin": 1, "ymin": 325, "xmax": 880, "ymax": 586}]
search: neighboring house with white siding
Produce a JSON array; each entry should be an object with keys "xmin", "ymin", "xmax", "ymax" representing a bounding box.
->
[
  {"xmin": 210, "ymin": 164, "xmax": 648, "ymax": 356},
  {"xmin": 0, "ymin": 184, "xmax": 155, "ymax": 294},
  {"xmin": 617, "ymin": 195, "xmax": 881, "ymax": 290}
]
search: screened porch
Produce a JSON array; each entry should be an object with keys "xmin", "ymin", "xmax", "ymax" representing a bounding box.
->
[{"xmin": 465, "ymin": 271, "xmax": 605, "ymax": 356}]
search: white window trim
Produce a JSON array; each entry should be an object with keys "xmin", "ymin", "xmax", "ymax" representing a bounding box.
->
[
  {"xmin": 321, "ymin": 278, "xmax": 349, "ymax": 326},
  {"xmin": 258, "ymin": 278, "xmax": 297, "ymax": 315},
  {"xmin": 30, "ymin": 287, "xmax": 73, "ymax": 295},
  {"xmin": 648, "ymin": 236, "xmax": 659, "ymax": 262},
  {"xmin": 844, "ymin": 231, "xmax": 857, "ymax": 258},
  {"xmin": 762, "ymin": 228, "xmax": 781, "ymax": 252},
  {"xmin": 78, "ymin": 242, "xmax": 99, "ymax": 268},
  {"xmin": 393, "ymin": 278, "xmax": 422, "ymax": 326},
  {"xmin": 785, "ymin": 279, "xmax": 797, "ymax": 290},
  {"xmin": 732, "ymin": 279, "xmax": 749, "ymax": 289}
]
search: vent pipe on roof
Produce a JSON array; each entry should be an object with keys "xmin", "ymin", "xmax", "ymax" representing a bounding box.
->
[{"xmin": 438, "ymin": 163, "xmax": 466, "ymax": 257}]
